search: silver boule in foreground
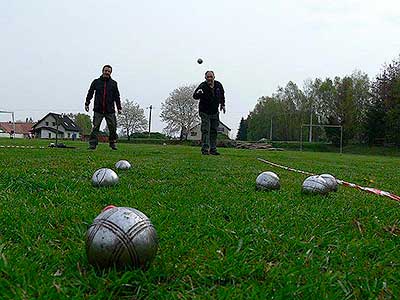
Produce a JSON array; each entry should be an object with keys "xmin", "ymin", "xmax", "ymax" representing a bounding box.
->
[
  {"xmin": 302, "ymin": 175, "xmax": 330, "ymax": 195},
  {"xmin": 86, "ymin": 206, "xmax": 158, "ymax": 270},
  {"xmin": 92, "ymin": 168, "xmax": 119, "ymax": 187},
  {"xmin": 320, "ymin": 174, "xmax": 338, "ymax": 192},
  {"xmin": 115, "ymin": 160, "xmax": 131, "ymax": 170},
  {"xmin": 256, "ymin": 171, "xmax": 280, "ymax": 191}
]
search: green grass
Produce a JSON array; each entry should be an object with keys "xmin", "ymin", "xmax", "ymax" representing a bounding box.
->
[{"xmin": 0, "ymin": 138, "xmax": 399, "ymax": 299}]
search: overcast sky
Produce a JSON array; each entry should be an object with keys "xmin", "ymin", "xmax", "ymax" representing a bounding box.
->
[{"xmin": 1, "ymin": 0, "xmax": 400, "ymax": 136}]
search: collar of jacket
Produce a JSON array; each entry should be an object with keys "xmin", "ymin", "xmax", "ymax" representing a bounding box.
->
[{"xmin": 100, "ymin": 75, "xmax": 111, "ymax": 81}]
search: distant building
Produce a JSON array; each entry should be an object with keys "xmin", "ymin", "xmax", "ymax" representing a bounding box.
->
[
  {"xmin": 32, "ymin": 113, "xmax": 81, "ymax": 139},
  {"xmin": 187, "ymin": 121, "xmax": 231, "ymax": 141},
  {"xmin": 0, "ymin": 121, "xmax": 34, "ymax": 138}
]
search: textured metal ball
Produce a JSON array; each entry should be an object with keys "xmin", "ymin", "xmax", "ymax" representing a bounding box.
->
[
  {"xmin": 92, "ymin": 168, "xmax": 119, "ymax": 187},
  {"xmin": 256, "ymin": 171, "xmax": 280, "ymax": 191},
  {"xmin": 320, "ymin": 174, "xmax": 338, "ymax": 192},
  {"xmin": 115, "ymin": 160, "xmax": 131, "ymax": 170},
  {"xmin": 302, "ymin": 175, "xmax": 330, "ymax": 195},
  {"xmin": 86, "ymin": 207, "xmax": 158, "ymax": 270}
]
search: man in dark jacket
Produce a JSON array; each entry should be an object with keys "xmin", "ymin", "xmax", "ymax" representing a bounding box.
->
[
  {"xmin": 85, "ymin": 65, "xmax": 122, "ymax": 150},
  {"xmin": 193, "ymin": 71, "xmax": 226, "ymax": 155}
]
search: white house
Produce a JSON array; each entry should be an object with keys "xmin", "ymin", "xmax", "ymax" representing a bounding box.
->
[
  {"xmin": 187, "ymin": 121, "xmax": 231, "ymax": 140},
  {"xmin": 32, "ymin": 113, "xmax": 81, "ymax": 139}
]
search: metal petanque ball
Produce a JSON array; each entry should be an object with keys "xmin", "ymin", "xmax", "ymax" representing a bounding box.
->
[
  {"xmin": 86, "ymin": 206, "xmax": 158, "ymax": 270},
  {"xmin": 302, "ymin": 175, "xmax": 330, "ymax": 195},
  {"xmin": 320, "ymin": 174, "xmax": 338, "ymax": 192},
  {"xmin": 115, "ymin": 160, "xmax": 131, "ymax": 170},
  {"xmin": 256, "ymin": 171, "xmax": 280, "ymax": 191},
  {"xmin": 92, "ymin": 168, "xmax": 119, "ymax": 187}
]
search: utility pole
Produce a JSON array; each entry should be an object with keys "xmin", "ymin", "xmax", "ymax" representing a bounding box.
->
[
  {"xmin": 12, "ymin": 112, "xmax": 15, "ymax": 138},
  {"xmin": 309, "ymin": 106, "xmax": 313, "ymax": 143},
  {"xmin": 55, "ymin": 114, "xmax": 60, "ymax": 146},
  {"xmin": 148, "ymin": 105, "xmax": 152, "ymax": 138},
  {"xmin": 270, "ymin": 117, "xmax": 273, "ymax": 141}
]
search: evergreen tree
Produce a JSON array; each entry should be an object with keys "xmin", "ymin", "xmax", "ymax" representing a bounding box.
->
[{"xmin": 236, "ymin": 117, "xmax": 248, "ymax": 140}]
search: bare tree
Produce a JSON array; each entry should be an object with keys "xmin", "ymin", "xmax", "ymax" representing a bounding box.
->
[
  {"xmin": 160, "ymin": 84, "xmax": 200, "ymax": 140},
  {"xmin": 117, "ymin": 99, "xmax": 147, "ymax": 140}
]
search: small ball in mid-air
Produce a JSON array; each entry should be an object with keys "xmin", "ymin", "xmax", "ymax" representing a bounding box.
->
[
  {"xmin": 256, "ymin": 171, "xmax": 280, "ymax": 191},
  {"xmin": 92, "ymin": 168, "xmax": 119, "ymax": 187},
  {"xmin": 115, "ymin": 160, "xmax": 131, "ymax": 170},
  {"xmin": 302, "ymin": 175, "xmax": 330, "ymax": 195},
  {"xmin": 197, "ymin": 58, "xmax": 203, "ymax": 64},
  {"xmin": 319, "ymin": 174, "xmax": 338, "ymax": 192},
  {"xmin": 86, "ymin": 206, "xmax": 158, "ymax": 270}
]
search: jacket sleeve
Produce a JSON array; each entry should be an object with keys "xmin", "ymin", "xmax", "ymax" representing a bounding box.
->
[
  {"xmin": 219, "ymin": 82, "xmax": 225, "ymax": 106},
  {"xmin": 85, "ymin": 80, "xmax": 96, "ymax": 105},
  {"xmin": 193, "ymin": 83, "xmax": 204, "ymax": 100},
  {"xmin": 115, "ymin": 82, "xmax": 122, "ymax": 110}
]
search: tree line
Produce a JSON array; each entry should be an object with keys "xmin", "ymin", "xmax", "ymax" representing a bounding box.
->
[{"xmin": 237, "ymin": 54, "xmax": 400, "ymax": 146}]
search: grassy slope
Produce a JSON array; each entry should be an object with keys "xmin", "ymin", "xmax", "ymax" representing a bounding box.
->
[{"xmin": 0, "ymin": 139, "xmax": 399, "ymax": 299}]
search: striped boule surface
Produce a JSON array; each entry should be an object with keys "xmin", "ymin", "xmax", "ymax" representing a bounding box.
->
[
  {"xmin": 320, "ymin": 173, "xmax": 338, "ymax": 192},
  {"xmin": 302, "ymin": 175, "xmax": 330, "ymax": 195},
  {"xmin": 86, "ymin": 207, "xmax": 158, "ymax": 270},
  {"xmin": 92, "ymin": 168, "xmax": 119, "ymax": 187},
  {"xmin": 115, "ymin": 160, "xmax": 131, "ymax": 170},
  {"xmin": 256, "ymin": 171, "xmax": 280, "ymax": 191}
]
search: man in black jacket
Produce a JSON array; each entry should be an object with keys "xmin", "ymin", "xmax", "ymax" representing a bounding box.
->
[
  {"xmin": 85, "ymin": 65, "xmax": 122, "ymax": 150},
  {"xmin": 193, "ymin": 71, "xmax": 226, "ymax": 155}
]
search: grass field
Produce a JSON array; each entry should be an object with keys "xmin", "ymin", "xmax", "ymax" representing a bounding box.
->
[{"xmin": 0, "ymin": 138, "xmax": 399, "ymax": 299}]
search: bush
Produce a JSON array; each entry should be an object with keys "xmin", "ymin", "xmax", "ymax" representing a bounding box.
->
[
  {"xmin": 128, "ymin": 132, "xmax": 167, "ymax": 139},
  {"xmin": 271, "ymin": 141, "xmax": 333, "ymax": 152}
]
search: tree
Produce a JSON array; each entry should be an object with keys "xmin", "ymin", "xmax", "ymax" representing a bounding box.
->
[
  {"xmin": 117, "ymin": 99, "xmax": 147, "ymax": 140},
  {"xmin": 247, "ymin": 96, "xmax": 285, "ymax": 141},
  {"xmin": 236, "ymin": 117, "xmax": 248, "ymax": 140},
  {"xmin": 246, "ymin": 81, "xmax": 309, "ymax": 142},
  {"xmin": 160, "ymin": 84, "xmax": 199, "ymax": 140},
  {"xmin": 367, "ymin": 55, "xmax": 400, "ymax": 145},
  {"xmin": 350, "ymin": 70, "xmax": 371, "ymax": 141},
  {"xmin": 67, "ymin": 113, "xmax": 92, "ymax": 135}
]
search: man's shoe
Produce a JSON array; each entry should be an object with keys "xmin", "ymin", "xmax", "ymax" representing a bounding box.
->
[
  {"xmin": 110, "ymin": 143, "xmax": 117, "ymax": 150},
  {"xmin": 88, "ymin": 145, "xmax": 96, "ymax": 150},
  {"xmin": 209, "ymin": 150, "xmax": 220, "ymax": 155}
]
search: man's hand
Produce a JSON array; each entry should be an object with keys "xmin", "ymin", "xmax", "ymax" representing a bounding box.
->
[
  {"xmin": 85, "ymin": 105, "xmax": 89, "ymax": 112},
  {"xmin": 118, "ymin": 109, "xmax": 122, "ymax": 114},
  {"xmin": 220, "ymin": 104, "xmax": 226, "ymax": 114}
]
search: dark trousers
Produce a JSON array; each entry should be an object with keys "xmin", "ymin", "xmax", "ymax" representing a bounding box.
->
[
  {"xmin": 89, "ymin": 112, "xmax": 117, "ymax": 146},
  {"xmin": 200, "ymin": 112, "xmax": 219, "ymax": 151}
]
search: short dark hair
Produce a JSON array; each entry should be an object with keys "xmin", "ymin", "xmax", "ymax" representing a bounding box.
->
[
  {"xmin": 102, "ymin": 65, "xmax": 112, "ymax": 72},
  {"xmin": 205, "ymin": 70, "xmax": 214, "ymax": 76}
]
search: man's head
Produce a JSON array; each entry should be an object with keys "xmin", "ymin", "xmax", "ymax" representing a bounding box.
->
[
  {"xmin": 102, "ymin": 65, "xmax": 112, "ymax": 78},
  {"xmin": 205, "ymin": 70, "xmax": 215, "ymax": 85}
]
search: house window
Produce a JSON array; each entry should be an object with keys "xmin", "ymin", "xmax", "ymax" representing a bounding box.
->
[
  {"xmin": 48, "ymin": 133, "xmax": 51, "ymax": 138},
  {"xmin": 191, "ymin": 131, "xmax": 197, "ymax": 136},
  {"xmin": 68, "ymin": 133, "xmax": 71, "ymax": 138},
  {"xmin": 52, "ymin": 122, "xmax": 56, "ymax": 126},
  {"xmin": 46, "ymin": 122, "xmax": 49, "ymax": 126}
]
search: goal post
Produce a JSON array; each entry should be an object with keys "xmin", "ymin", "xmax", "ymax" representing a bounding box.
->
[{"xmin": 300, "ymin": 124, "xmax": 343, "ymax": 154}]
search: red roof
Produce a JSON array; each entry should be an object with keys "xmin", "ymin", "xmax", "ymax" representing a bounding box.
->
[{"xmin": 0, "ymin": 122, "xmax": 34, "ymax": 134}]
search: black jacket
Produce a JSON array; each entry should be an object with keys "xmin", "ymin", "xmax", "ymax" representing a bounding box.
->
[
  {"xmin": 85, "ymin": 76, "xmax": 121, "ymax": 114},
  {"xmin": 193, "ymin": 81, "xmax": 225, "ymax": 114}
]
